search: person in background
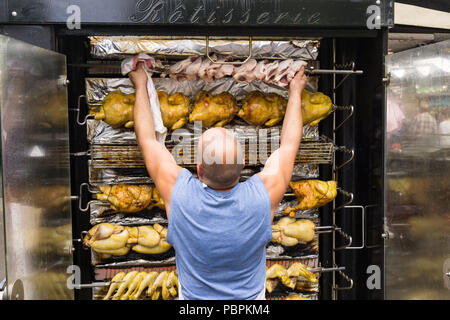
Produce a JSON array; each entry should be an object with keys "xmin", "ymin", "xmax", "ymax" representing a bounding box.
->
[
  {"xmin": 438, "ymin": 109, "xmax": 450, "ymax": 147},
  {"xmin": 408, "ymin": 98, "xmax": 438, "ymax": 136}
]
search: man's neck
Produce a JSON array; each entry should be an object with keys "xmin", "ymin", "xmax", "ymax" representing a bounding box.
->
[{"xmin": 205, "ymin": 180, "xmax": 239, "ymax": 193}]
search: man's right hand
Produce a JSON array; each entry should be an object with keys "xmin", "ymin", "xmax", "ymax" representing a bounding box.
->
[
  {"xmin": 289, "ymin": 66, "xmax": 307, "ymax": 96},
  {"xmin": 128, "ymin": 62, "xmax": 148, "ymax": 89}
]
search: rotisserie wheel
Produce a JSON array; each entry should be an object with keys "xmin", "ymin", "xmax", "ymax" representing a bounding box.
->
[
  {"xmin": 189, "ymin": 91, "xmax": 238, "ymax": 127},
  {"xmin": 283, "ymin": 180, "xmax": 337, "ymax": 217},
  {"xmin": 157, "ymin": 91, "xmax": 190, "ymax": 130},
  {"xmin": 272, "ymin": 217, "xmax": 316, "ymax": 245},
  {"xmin": 301, "ymin": 89, "xmax": 333, "ymax": 126},
  {"xmin": 90, "ymin": 90, "xmax": 135, "ymax": 128},
  {"xmin": 238, "ymin": 91, "xmax": 288, "ymax": 127},
  {"xmin": 97, "ymin": 184, "xmax": 153, "ymax": 213}
]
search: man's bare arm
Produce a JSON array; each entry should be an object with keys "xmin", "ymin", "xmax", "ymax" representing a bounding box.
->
[
  {"xmin": 258, "ymin": 67, "xmax": 307, "ymax": 221},
  {"xmin": 129, "ymin": 63, "xmax": 182, "ymax": 219}
]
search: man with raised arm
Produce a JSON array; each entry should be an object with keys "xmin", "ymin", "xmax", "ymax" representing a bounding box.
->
[{"xmin": 129, "ymin": 63, "xmax": 307, "ymax": 300}]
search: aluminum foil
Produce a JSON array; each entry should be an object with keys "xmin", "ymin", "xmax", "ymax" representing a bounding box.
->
[
  {"xmin": 87, "ymin": 118, "xmax": 318, "ymax": 145},
  {"xmin": 89, "ymin": 202, "xmax": 167, "ymax": 226},
  {"xmin": 89, "ymin": 37, "xmax": 320, "ymax": 60},
  {"xmin": 85, "ymin": 76, "xmax": 318, "ymax": 103},
  {"xmin": 91, "ymin": 252, "xmax": 176, "ymax": 267},
  {"xmin": 88, "ymin": 163, "xmax": 318, "ymax": 185}
]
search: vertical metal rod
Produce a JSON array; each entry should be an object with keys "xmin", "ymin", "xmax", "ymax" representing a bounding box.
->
[{"xmin": 332, "ymin": 38, "xmax": 337, "ymax": 300}]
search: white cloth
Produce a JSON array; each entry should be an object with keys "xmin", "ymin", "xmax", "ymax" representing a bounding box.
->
[{"xmin": 121, "ymin": 53, "xmax": 167, "ymax": 144}]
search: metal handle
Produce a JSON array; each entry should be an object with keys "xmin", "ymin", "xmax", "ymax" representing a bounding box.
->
[
  {"xmin": 73, "ymin": 281, "xmax": 124, "ymax": 289},
  {"xmin": 342, "ymin": 205, "xmax": 365, "ymax": 250},
  {"xmin": 334, "ymin": 147, "xmax": 354, "ymax": 171},
  {"xmin": 333, "ymin": 105, "xmax": 354, "ymax": 132},
  {"xmin": 315, "ymin": 225, "xmax": 340, "ymax": 234},
  {"xmin": 75, "ymin": 95, "xmax": 95, "ymax": 126},
  {"xmin": 78, "ymin": 183, "xmax": 100, "ymax": 212},
  {"xmin": 205, "ymin": 36, "xmax": 253, "ymax": 64},
  {"xmin": 334, "ymin": 188, "xmax": 354, "ymax": 212},
  {"xmin": 334, "ymin": 228, "xmax": 353, "ymax": 251},
  {"xmin": 333, "ymin": 269, "xmax": 353, "ymax": 291}
]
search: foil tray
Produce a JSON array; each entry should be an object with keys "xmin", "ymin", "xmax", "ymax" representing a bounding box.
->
[
  {"xmin": 87, "ymin": 119, "xmax": 319, "ymax": 145},
  {"xmin": 85, "ymin": 76, "xmax": 319, "ymax": 103},
  {"xmin": 88, "ymin": 163, "xmax": 319, "ymax": 185},
  {"xmin": 89, "ymin": 37, "xmax": 320, "ymax": 60},
  {"xmin": 92, "ymin": 258, "xmax": 319, "ymax": 300}
]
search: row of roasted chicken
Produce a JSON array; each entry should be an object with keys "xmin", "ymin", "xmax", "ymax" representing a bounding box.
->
[
  {"xmin": 85, "ymin": 217, "xmax": 314, "ymax": 260},
  {"xmin": 99, "ymin": 262, "xmax": 316, "ymax": 300},
  {"xmin": 95, "ymin": 179, "xmax": 337, "ymax": 216},
  {"xmin": 89, "ymin": 89, "xmax": 332, "ymax": 130}
]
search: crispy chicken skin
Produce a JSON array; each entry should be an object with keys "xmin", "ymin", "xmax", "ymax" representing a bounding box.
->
[
  {"xmin": 83, "ymin": 223, "xmax": 171, "ymax": 259},
  {"xmin": 283, "ymin": 180, "xmax": 337, "ymax": 217},
  {"xmin": 157, "ymin": 91, "xmax": 190, "ymax": 130},
  {"xmin": 90, "ymin": 91, "xmax": 135, "ymax": 128},
  {"xmin": 301, "ymin": 90, "xmax": 333, "ymax": 126},
  {"xmin": 189, "ymin": 91, "xmax": 238, "ymax": 127},
  {"xmin": 238, "ymin": 91, "xmax": 288, "ymax": 127}
]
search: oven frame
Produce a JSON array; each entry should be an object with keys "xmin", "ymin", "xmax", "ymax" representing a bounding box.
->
[{"xmin": 0, "ymin": 0, "xmax": 390, "ymax": 300}]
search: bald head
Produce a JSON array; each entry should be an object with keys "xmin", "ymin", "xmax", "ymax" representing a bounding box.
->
[{"xmin": 197, "ymin": 128, "xmax": 244, "ymax": 189}]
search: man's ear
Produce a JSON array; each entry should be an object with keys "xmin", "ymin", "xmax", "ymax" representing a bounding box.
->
[{"xmin": 197, "ymin": 164, "xmax": 204, "ymax": 181}]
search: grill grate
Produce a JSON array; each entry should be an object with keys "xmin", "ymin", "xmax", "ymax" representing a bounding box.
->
[{"xmin": 89, "ymin": 138, "xmax": 334, "ymax": 169}]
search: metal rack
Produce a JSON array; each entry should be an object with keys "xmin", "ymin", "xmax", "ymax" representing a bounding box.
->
[
  {"xmin": 329, "ymin": 39, "xmax": 363, "ymax": 298},
  {"xmin": 72, "ymin": 38, "xmax": 364, "ymax": 300}
]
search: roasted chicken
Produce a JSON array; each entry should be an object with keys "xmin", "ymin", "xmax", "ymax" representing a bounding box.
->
[
  {"xmin": 189, "ymin": 91, "xmax": 238, "ymax": 127},
  {"xmin": 147, "ymin": 188, "xmax": 165, "ymax": 210},
  {"xmin": 285, "ymin": 294, "xmax": 312, "ymax": 300},
  {"xmin": 272, "ymin": 217, "xmax": 316, "ymax": 246},
  {"xmin": 84, "ymin": 223, "xmax": 131, "ymax": 258},
  {"xmin": 301, "ymin": 90, "xmax": 333, "ymax": 126},
  {"xmin": 97, "ymin": 184, "xmax": 153, "ymax": 213},
  {"xmin": 283, "ymin": 180, "xmax": 337, "ymax": 217},
  {"xmin": 97, "ymin": 184, "xmax": 165, "ymax": 212},
  {"xmin": 83, "ymin": 223, "xmax": 172, "ymax": 258},
  {"xmin": 103, "ymin": 270, "xmax": 178, "ymax": 300},
  {"xmin": 90, "ymin": 91, "xmax": 135, "ymax": 128},
  {"xmin": 103, "ymin": 272, "xmax": 126, "ymax": 300},
  {"xmin": 238, "ymin": 91, "xmax": 288, "ymax": 127},
  {"xmin": 127, "ymin": 224, "xmax": 172, "ymax": 254},
  {"xmin": 157, "ymin": 91, "xmax": 190, "ymax": 130},
  {"xmin": 266, "ymin": 262, "xmax": 317, "ymax": 294}
]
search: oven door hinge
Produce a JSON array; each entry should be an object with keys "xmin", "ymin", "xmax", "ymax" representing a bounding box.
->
[{"xmin": 382, "ymin": 72, "xmax": 391, "ymax": 86}]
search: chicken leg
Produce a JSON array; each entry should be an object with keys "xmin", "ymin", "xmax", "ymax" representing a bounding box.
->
[
  {"xmin": 129, "ymin": 271, "xmax": 159, "ymax": 300},
  {"xmin": 112, "ymin": 271, "xmax": 139, "ymax": 300},
  {"xmin": 103, "ymin": 272, "xmax": 125, "ymax": 300}
]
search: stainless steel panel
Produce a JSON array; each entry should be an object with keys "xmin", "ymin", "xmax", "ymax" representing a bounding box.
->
[
  {"xmin": 385, "ymin": 40, "xmax": 450, "ymax": 299},
  {"xmin": 0, "ymin": 35, "xmax": 73, "ymax": 299}
]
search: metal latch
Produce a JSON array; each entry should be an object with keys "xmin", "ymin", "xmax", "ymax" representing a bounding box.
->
[{"xmin": 382, "ymin": 72, "xmax": 391, "ymax": 86}]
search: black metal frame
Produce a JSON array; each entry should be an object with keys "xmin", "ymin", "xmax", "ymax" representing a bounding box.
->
[{"xmin": 0, "ymin": 0, "xmax": 390, "ymax": 301}]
